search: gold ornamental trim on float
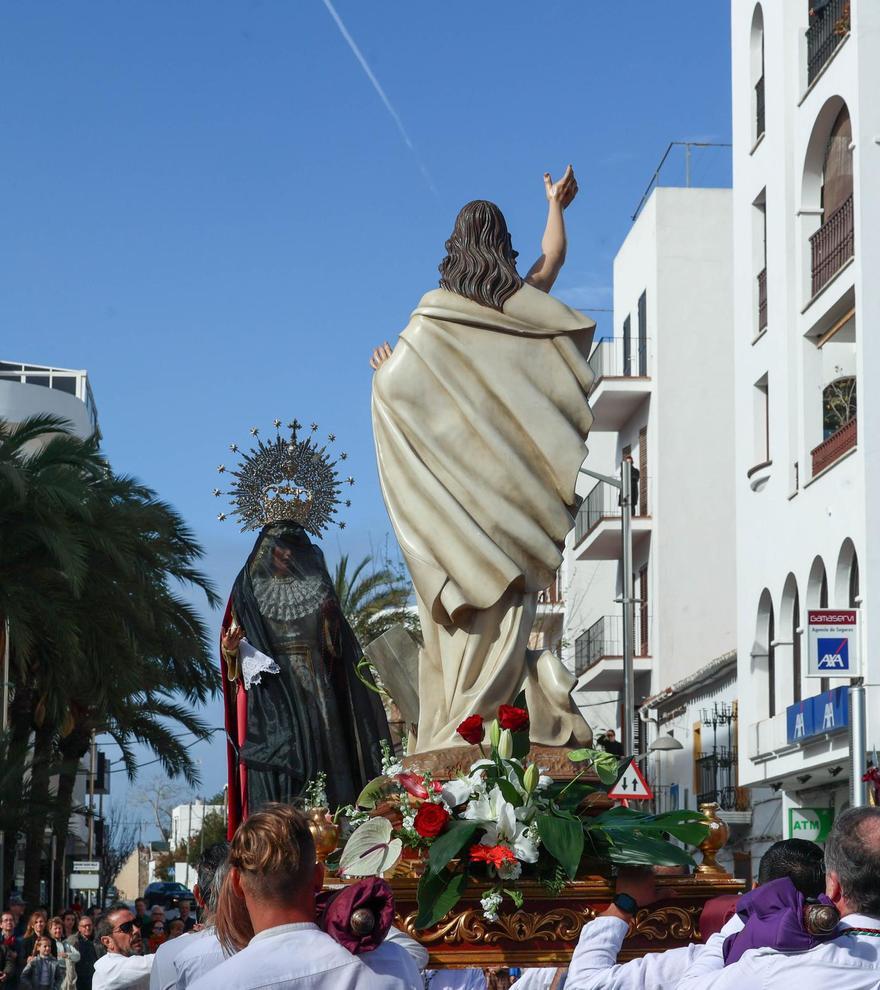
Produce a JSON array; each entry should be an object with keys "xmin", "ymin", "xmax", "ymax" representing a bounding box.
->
[{"xmin": 388, "ymin": 875, "xmax": 742, "ymax": 968}]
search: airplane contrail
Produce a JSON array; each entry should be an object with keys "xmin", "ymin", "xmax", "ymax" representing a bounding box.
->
[{"xmin": 319, "ymin": 0, "xmax": 438, "ymax": 197}]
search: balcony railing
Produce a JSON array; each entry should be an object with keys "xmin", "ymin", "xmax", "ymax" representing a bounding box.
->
[
  {"xmin": 588, "ymin": 336, "xmax": 650, "ymax": 387},
  {"xmin": 811, "ymin": 415, "xmax": 856, "ymax": 476},
  {"xmin": 537, "ymin": 572, "xmax": 563, "ymax": 606},
  {"xmin": 574, "ymin": 480, "xmax": 649, "ymax": 545},
  {"xmin": 757, "ymin": 267, "xmax": 768, "ymax": 332},
  {"xmin": 574, "ymin": 613, "xmax": 650, "ymax": 677},
  {"xmin": 810, "ymin": 194, "xmax": 854, "ymax": 297},
  {"xmin": 0, "ymin": 361, "xmax": 99, "ymax": 431},
  {"xmin": 755, "ymin": 76, "xmax": 765, "ymax": 139},
  {"xmin": 696, "ymin": 747, "xmax": 749, "ymax": 811},
  {"xmin": 807, "ymin": 0, "xmax": 851, "ymax": 85}
]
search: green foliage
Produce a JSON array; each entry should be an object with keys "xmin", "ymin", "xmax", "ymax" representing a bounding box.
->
[
  {"xmin": 568, "ymin": 748, "xmax": 622, "ymax": 785},
  {"xmin": 428, "ymin": 821, "xmax": 482, "ymax": 876},
  {"xmin": 536, "ymin": 813, "xmax": 584, "ymax": 880},
  {"xmin": 0, "ymin": 415, "xmax": 220, "ymax": 906},
  {"xmin": 416, "ymin": 869, "xmax": 468, "ymax": 929}
]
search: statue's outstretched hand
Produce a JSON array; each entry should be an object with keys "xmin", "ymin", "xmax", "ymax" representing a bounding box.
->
[
  {"xmin": 543, "ymin": 164, "xmax": 579, "ymax": 209},
  {"xmin": 370, "ymin": 342, "xmax": 393, "ymax": 371},
  {"xmin": 221, "ymin": 625, "xmax": 244, "ymax": 655}
]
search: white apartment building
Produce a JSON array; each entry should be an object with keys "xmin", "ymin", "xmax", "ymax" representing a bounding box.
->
[
  {"xmin": 562, "ymin": 187, "xmax": 739, "ymax": 828},
  {"xmin": 0, "ymin": 360, "xmax": 99, "ymax": 438},
  {"xmin": 170, "ymin": 802, "xmax": 225, "ymax": 849},
  {"xmin": 732, "ymin": 0, "xmax": 879, "ymax": 841}
]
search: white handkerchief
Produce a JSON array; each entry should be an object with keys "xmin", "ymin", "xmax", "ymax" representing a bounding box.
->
[{"xmin": 239, "ymin": 640, "xmax": 281, "ymax": 690}]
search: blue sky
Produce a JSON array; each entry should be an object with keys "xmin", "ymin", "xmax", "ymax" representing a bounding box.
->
[{"xmin": 0, "ymin": 2, "xmax": 732, "ymax": 834}]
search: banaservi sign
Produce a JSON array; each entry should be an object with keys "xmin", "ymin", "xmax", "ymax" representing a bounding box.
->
[{"xmin": 787, "ymin": 807, "xmax": 835, "ymax": 843}]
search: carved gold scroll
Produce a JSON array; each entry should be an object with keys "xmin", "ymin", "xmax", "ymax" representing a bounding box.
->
[{"xmin": 389, "ymin": 875, "xmax": 744, "ymax": 969}]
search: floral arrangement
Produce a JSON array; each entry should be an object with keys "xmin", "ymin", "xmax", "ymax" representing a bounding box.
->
[{"xmin": 337, "ymin": 703, "xmax": 709, "ymax": 928}]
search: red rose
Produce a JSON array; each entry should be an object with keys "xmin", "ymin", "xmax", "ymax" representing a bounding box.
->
[
  {"xmin": 498, "ymin": 705, "xmax": 530, "ymax": 732},
  {"xmin": 413, "ymin": 802, "xmax": 450, "ymax": 838},
  {"xmin": 456, "ymin": 714, "xmax": 484, "ymax": 745}
]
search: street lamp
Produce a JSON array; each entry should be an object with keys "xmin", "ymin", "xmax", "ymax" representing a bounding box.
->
[{"xmin": 649, "ymin": 732, "xmax": 684, "ymax": 752}]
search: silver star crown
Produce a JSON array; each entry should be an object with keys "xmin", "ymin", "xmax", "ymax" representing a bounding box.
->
[{"xmin": 214, "ymin": 419, "xmax": 352, "ymax": 534}]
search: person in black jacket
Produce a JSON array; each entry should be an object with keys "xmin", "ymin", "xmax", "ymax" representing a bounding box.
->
[{"xmin": 72, "ymin": 915, "xmax": 97, "ymax": 990}]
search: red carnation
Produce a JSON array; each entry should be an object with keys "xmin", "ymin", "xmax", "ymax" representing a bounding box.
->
[
  {"xmin": 498, "ymin": 705, "xmax": 529, "ymax": 732},
  {"xmin": 456, "ymin": 714, "xmax": 484, "ymax": 745},
  {"xmin": 470, "ymin": 844, "xmax": 517, "ymax": 868},
  {"xmin": 413, "ymin": 802, "xmax": 450, "ymax": 838}
]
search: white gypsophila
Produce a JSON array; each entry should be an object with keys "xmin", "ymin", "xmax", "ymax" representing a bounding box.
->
[
  {"xmin": 480, "ymin": 891, "xmax": 502, "ymax": 923},
  {"xmin": 384, "ymin": 761, "xmax": 404, "ymax": 777},
  {"xmin": 402, "ymin": 813, "xmax": 415, "ymax": 829},
  {"xmin": 537, "ymin": 775, "xmax": 553, "ymax": 790},
  {"xmin": 497, "ymin": 859, "xmax": 523, "ymax": 882}
]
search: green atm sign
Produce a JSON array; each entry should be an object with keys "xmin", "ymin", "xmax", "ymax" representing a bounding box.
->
[{"xmin": 788, "ymin": 807, "xmax": 835, "ymax": 843}]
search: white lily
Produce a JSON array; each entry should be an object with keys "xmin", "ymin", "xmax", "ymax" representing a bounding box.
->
[
  {"xmin": 441, "ymin": 777, "xmax": 473, "ymax": 810},
  {"xmin": 474, "ymin": 787, "xmax": 540, "ymax": 864}
]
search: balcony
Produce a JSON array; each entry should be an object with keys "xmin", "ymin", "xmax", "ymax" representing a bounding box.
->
[
  {"xmin": 587, "ymin": 337, "xmax": 651, "ymax": 431},
  {"xmin": 807, "ymin": 0, "xmax": 850, "ymax": 85},
  {"xmin": 810, "ymin": 194, "xmax": 854, "ymax": 297},
  {"xmin": 755, "ymin": 76, "xmax": 765, "ymax": 140},
  {"xmin": 756, "ymin": 268, "xmax": 767, "ymax": 333},
  {"xmin": 811, "ymin": 416, "xmax": 856, "ymax": 476},
  {"xmin": 573, "ymin": 614, "xmax": 652, "ymax": 691},
  {"xmin": 574, "ymin": 481, "xmax": 651, "ymax": 561}
]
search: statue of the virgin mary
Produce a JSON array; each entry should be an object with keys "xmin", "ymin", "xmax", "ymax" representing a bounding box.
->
[
  {"xmin": 216, "ymin": 426, "xmax": 391, "ymax": 834},
  {"xmin": 370, "ymin": 166, "xmax": 596, "ymax": 752}
]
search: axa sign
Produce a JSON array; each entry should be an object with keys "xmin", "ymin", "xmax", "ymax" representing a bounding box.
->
[{"xmin": 806, "ymin": 610, "xmax": 860, "ymax": 679}]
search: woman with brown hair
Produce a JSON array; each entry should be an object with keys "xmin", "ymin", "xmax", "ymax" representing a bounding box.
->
[{"xmin": 20, "ymin": 914, "xmax": 55, "ymax": 964}]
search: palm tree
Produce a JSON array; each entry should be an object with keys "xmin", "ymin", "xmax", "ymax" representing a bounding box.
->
[
  {"xmin": 0, "ymin": 415, "xmax": 105, "ymax": 898},
  {"xmin": 0, "ymin": 416, "xmax": 220, "ymax": 906},
  {"xmin": 332, "ymin": 553, "xmax": 420, "ymax": 646}
]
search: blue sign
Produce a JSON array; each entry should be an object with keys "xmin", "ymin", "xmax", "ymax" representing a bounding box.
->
[
  {"xmin": 817, "ymin": 637, "xmax": 851, "ymax": 672},
  {"xmin": 786, "ymin": 687, "xmax": 849, "ymax": 745}
]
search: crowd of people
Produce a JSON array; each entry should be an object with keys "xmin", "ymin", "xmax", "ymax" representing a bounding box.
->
[
  {"xmin": 3, "ymin": 804, "xmax": 880, "ymax": 989},
  {"xmin": 0, "ymin": 883, "xmax": 199, "ymax": 989}
]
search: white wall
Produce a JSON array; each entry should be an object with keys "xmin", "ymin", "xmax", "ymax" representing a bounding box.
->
[
  {"xmin": 0, "ymin": 378, "xmax": 95, "ymax": 439},
  {"xmin": 731, "ymin": 0, "xmax": 879, "ymax": 797}
]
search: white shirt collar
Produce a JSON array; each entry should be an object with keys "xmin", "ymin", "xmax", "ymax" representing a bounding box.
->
[
  {"xmin": 837, "ymin": 912, "xmax": 880, "ymax": 931},
  {"xmin": 250, "ymin": 922, "xmax": 319, "ymax": 944}
]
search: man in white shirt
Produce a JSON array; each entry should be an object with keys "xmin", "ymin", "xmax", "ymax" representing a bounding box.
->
[
  {"xmin": 150, "ymin": 842, "xmax": 229, "ymax": 990},
  {"xmin": 189, "ymin": 803, "xmax": 420, "ymax": 990},
  {"xmin": 563, "ymin": 837, "xmax": 826, "ymax": 990},
  {"xmin": 675, "ymin": 806, "xmax": 880, "ymax": 990},
  {"xmin": 93, "ymin": 909, "xmax": 154, "ymax": 990}
]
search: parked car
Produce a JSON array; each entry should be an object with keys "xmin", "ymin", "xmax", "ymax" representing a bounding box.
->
[{"xmin": 143, "ymin": 881, "xmax": 195, "ymax": 911}]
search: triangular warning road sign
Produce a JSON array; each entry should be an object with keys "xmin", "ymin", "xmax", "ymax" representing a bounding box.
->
[{"xmin": 607, "ymin": 758, "xmax": 653, "ymax": 801}]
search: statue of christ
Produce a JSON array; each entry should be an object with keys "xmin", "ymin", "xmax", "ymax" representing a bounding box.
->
[{"xmin": 370, "ymin": 167, "xmax": 595, "ymax": 752}]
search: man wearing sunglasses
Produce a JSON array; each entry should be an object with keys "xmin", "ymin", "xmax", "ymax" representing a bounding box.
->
[{"xmin": 93, "ymin": 909, "xmax": 154, "ymax": 990}]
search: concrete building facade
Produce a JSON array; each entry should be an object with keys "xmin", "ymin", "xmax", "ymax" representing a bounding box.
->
[{"xmin": 731, "ymin": 0, "xmax": 878, "ymax": 840}]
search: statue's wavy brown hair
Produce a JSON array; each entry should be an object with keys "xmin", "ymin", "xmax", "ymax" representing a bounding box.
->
[{"xmin": 438, "ymin": 200, "xmax": 523, "ymax": 311}]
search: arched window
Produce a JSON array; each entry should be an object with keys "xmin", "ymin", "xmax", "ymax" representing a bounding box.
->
[
  {"xmin": 751, "ymin": 5, "xmax": 766, "ymax": 141},
  {"xmin": 754, "ymin": 589, "xmax": 776, "ymax": 720},
  {"xmin": 822, "ymin": 106, "xmax": 853, "ymax": 220},
  {"xmin": 792, "ymin": 588, "xmax": 802, "ymax": 702},
  {"xmin": 803, "ymin": 100, "xmax": 854, "ymax": 296}
]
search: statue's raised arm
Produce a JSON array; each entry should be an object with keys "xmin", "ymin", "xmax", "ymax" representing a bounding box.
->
[
  {"xmin": 525, "ymin": 164, "xmax": 579, "ymax": 293},
  {"xmin": 371, "ymin": 168, "xmax": 595, "ymax": 754}
]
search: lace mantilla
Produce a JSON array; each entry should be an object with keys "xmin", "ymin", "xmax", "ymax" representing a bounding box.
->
[
  {"xmin": 239, "ymin": 641, "xmax": 281, "ymax": 691},
  {"xmin": 252, "ymin": 573, "xmax": 328, "ymax": 622}
]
